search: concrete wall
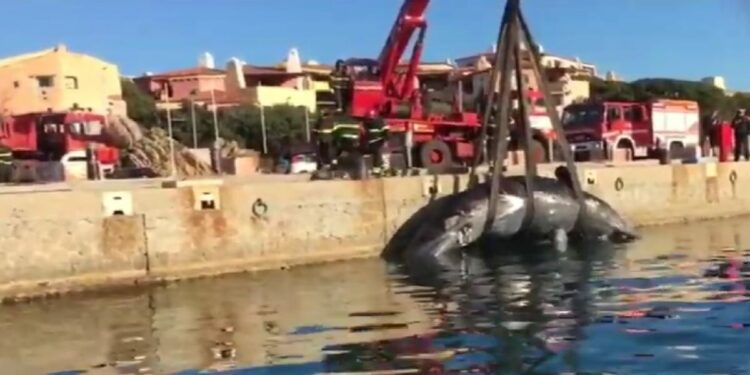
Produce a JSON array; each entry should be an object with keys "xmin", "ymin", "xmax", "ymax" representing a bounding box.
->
[{"xmin": 3, "ymin": 162, "xmax": 750, "ymax": 300}]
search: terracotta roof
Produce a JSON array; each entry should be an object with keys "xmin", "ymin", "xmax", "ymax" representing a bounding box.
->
[{"xmin": 145, "ymin": 67, "xmax": 226, "ymax": 79}]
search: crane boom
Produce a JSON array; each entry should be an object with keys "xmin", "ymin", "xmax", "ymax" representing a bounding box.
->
[{"xmin": 377, "ymin": 0, "xmax": 430, "ymax": 102}]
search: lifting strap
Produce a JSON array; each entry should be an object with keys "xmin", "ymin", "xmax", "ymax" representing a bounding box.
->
[
  {"xmin": 517, "ymin": 8, "xmax": 586, "ymax": 211},
  {"xmin": 513, "ymin": 29, "xmax": 537, "ymax": 228},
  {"xmin": 484, "ymin": 0, "xmax": 519, "ymax": 233}
]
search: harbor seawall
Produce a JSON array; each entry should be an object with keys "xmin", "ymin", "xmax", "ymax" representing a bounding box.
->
[{"xmin": 2, "ymin": 161, "xmax": 750, "ymax": 300}]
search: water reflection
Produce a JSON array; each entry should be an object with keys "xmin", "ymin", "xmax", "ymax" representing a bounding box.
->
[{"xmin": 3, "ymin": 216, "xmax": 750, "ymax": 373}]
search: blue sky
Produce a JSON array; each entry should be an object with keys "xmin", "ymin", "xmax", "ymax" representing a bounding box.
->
[{"xmin": 3, "ymin": 0, "xmax": 750, "ymax": 89}]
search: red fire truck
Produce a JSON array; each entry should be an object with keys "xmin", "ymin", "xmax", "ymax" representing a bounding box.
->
[
  {"xmin": 0, "ymin": 111, "xmax": 120, "ymax": 180},
  {"xmin": 561, "ymin": 99, "xmax": 701, "ymax": 162}
]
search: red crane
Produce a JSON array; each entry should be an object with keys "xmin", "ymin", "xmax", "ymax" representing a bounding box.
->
[
  {"xmin": 333, "ymin": 0, "xmax": 482, "ymax": 173},
  {"xmin": 376, "ymin": 0, "xmax": 429, "ymax": 113}
]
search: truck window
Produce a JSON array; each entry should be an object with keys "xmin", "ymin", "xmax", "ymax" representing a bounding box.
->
[
  {"xmin": 632, "ymin": 106, "xmax": 645, "ymax": 122},
  {"xmin": 70, "ymin": 122, "xmax": 84, "ymax": 135},
  {"xmin": 607, "ymin": 107, "xmax": 621, "ymax": 122},
  {"xmin": 624, "ymin": 106, "xmax": 634, "ymax": 122},
  {"xmin": 84, "ymin": 120, "xmax": 103, "ymax": 136}
]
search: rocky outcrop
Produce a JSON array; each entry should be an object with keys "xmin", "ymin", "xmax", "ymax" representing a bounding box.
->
[
  {"xmin": 104, "ymin": 114, "xmax": 144, "ymax": 150},
  {"xmin": 121, "ymin": 128, "xmax": 214, "ymax": 178}
]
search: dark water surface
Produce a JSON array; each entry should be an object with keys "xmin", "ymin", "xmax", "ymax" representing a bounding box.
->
[{"xmin": 4, "ymin": 217, "xmax": 750, "ymax": 374}]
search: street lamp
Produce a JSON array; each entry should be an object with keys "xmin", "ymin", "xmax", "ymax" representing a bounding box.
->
[
  {"xmin": 164, "ymin": 85, "xmax": 177, "ymax": 179},
  {"xmin": 210, "ymin": 88, "xmax": 220, "ymax": 142},
  {"xmin": 189, "ymin": 89, "xmax": 198, "ymax": 149},
  {"xmin": 257, "ymin": 101, "xmax": 268, "ymax": 154}
]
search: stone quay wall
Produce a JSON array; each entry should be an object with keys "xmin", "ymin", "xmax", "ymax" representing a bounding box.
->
[{"xmin": 1, "ymin": 161, "xmax": 750, "ymax": 300}]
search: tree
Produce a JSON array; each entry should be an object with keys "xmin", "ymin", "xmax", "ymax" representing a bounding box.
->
[
  {"xmin": 120, "ymin": 79, "xmax": 159, "ymax": 127},
  {"xmin": 156, "ymin": 102, "xmax": 313, "ymax": 155},
  {"xmin": 589, "ymin": 77, "xmax": 736, "ymax": 119}
]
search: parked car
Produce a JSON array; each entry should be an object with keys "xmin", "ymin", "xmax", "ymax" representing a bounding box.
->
[{"xmin": 289, "ymin": 152, "xmax": 318, "ymax": 174}]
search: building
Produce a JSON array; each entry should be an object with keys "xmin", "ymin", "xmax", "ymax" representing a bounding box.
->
[
  {"xmin": 0, "ymin": 44, "xmax": 125, "ymax": 117},
  {"xmin": 223, "ymin": 49, "xmax": 331, "ymax": 112},
  {"xmin": 134, "ymin": 49, "xmax": 332, "ymax": 112},
  {"xmin": 451, "ymin": 46, "xmax": 596, "ymax": 110},
  {"xmin": 451, "ymin": 48, "xmax": 541, "ymax": 109},
  {"xmin": 540, "ymin": 54, "xmax": 597, "ymax": 78},
  {"xmin": 702, "ymin": 76, "xmax": 727, "ymax": 91},
  {"xmin": 133, "ymin": 66, "xmax": 227, "ymax": 110}
]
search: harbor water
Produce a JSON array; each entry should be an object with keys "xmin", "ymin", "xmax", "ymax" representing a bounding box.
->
[{"xmin": 4, "ymin": 216, "xmax": 750, "ymax": 374}]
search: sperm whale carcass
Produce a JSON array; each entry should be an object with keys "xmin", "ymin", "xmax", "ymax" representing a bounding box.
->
[{"xmin": 382, "ymin": 172, "xmax": 638, "ymax": 274}]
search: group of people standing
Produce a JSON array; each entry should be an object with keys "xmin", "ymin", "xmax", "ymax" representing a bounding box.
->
[
  {"xmin": 704, "ymin": 109, "xmax": 750, "ymax": 161},
  {"xmin": 312, "ymin": 60, "xmax": 390, "ymax": 175}
]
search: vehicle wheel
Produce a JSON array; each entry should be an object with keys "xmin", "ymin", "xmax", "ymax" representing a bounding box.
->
[
  {"xmin": 420, "ymin": 140, "xmax": 453, "ymax": 174},
  {"xmin": 669, "ymin": 142, "xmax": 684, "ymax": 160}
]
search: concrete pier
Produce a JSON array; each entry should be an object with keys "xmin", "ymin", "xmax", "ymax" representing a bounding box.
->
[{"xmin": 2, "ymin": 161, "xmax": 750, "ymax": 300}]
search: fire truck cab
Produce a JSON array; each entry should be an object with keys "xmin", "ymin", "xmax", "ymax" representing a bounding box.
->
[
  {"xmin": 0, "ymin": 111, "xmax": 120, "ymax": 181},
  {"xmin": 1, "ymin": 111, "xmax": 118, "ymax": 163},
  {"xmin": 562, "ymin": 99, "xmax": 700, "ymax": 162}
]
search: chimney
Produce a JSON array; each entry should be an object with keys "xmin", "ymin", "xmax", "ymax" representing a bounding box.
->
[
  {"xmin": 225, "ymin": 57, "xmax": 246, "ymax": 91},
  {"xmin": 286, "ymin": 48, "xmax": 302, "ymax": 73},
  {"xmin": 54, "ymin": 44, "xmax": 67, "ymax": 53},
  {"xmin": 199, "ymin": 52, "xmax": 215, "ymax": 69}
]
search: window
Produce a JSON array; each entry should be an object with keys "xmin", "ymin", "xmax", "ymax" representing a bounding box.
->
[
  {"xmin": 36, "ymin": 75, "xmax": 54, "ymax": 88},
  {"xmin": 69, "ymin": 122, "xmax": 84, "ymax": 135},
  {"xmin": 65, "ymin": 76, "xmax": 78, "ymax": 90},
  {"xmin": 462, "ymin": 79, "xmax": 474, "ymax": 95},
  {"xmin": 623, "ymin": 106, "xmax": 634, "ymax": 121},
  {"xmin": 632, "ymin": 106, "xmax": 645, "ymax": 122},
  {"xmin": 84, "ymin": 120, "xmax": 103, "ymax": 136},
  {"xmin": 606, "ymin": 107, "xmax": 621, "ymax": 122},
  {"xmin": 43, "ymin": 123, "xmax": 61, "ymax": 133}
]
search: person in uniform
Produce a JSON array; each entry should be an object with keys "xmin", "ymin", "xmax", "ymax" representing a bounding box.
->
[
  {"xmin": 330, "ymin": 60, "xmax": 352, "ymax": 112},
  {"xmin": 331, "ymin": 111, "xmax": 362, "ymax": 167},
  {"xmin": 702, "ymin": 110, "xmax": 721, "ymax": 157},
  {"xmin": 312, "ymin": 110, "xmax": 336, "ymax": 169},
  {"xmin": 364, "ymin": 109, "xmax": 389, "ymax": 174},
  {"xmin": 732, "ymin": 109, "xmax": 750, "ymax": 162}
]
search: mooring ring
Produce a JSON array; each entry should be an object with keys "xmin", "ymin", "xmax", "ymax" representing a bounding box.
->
[
  {"xmin": 614, "ymin": 177, "xmax": 625, "ymax": 192},
  {"xmin": 730, "ymin": 170, "xmax": 738, "ymax": 185},
  {"xmin": 252, "ymin": 198, "xmax": 268, "ymax": 218}
]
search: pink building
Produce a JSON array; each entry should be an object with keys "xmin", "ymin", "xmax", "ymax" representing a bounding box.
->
[{"xmin": 133, "ymin": 67, "xmax": 226, "ymax": 104}]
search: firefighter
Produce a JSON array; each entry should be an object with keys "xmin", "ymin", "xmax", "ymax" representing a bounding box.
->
[
  {"xmin": 732, "ymin": 109, "xmax": 750, "ymax": 162},
  {"xmin": 702, "ymin": 110, "xmax": 721, "ymax": 157},
  {"xmin": 331, "ymin": 111, "xmax": 362, "ymax": 167},
  {"xmin": 312, "ymin": 110, "xmax": 335, "ymax": 169},
  {"xmin": 364, "ymin": 109, "xmax": 389, "ymax": 174},
  {"xmin": 331, "ymin": 60, "xmax": 352, "ymax": 112}
]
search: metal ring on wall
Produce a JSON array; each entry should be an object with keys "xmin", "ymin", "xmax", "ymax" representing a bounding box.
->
[
  {"xmin": 614, "ymin": 177, "xmax": 625, "ymax": 192},
  {"xmin": 252, "ymin": 198, "xmax": 268, "ymax": 218}
]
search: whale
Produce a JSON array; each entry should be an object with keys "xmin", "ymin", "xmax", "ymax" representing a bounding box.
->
[{"xmin": 382, "ymin": 168, "xmax": 637, "ymax": 276}]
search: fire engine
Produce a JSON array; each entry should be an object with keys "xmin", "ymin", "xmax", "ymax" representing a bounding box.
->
[
  {"xmin": 328, "ymin": 0, "xmax": 553, "ymax": 172},
  {"xmin": 562, "ymin": 99, "xmax": 701, "ymax": 162},
  {"xmin": 0, "ymin": 111, "xmax": 120, "ymax": 181}
]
